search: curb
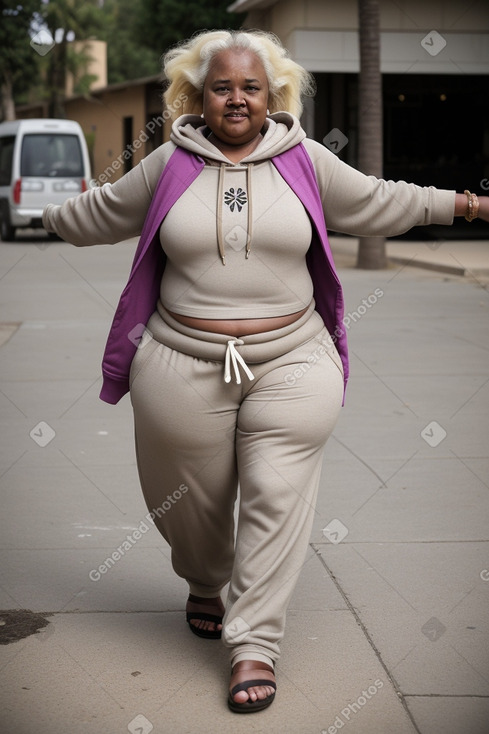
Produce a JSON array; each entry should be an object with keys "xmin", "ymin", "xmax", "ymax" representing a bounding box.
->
[{"xmin": 388, "ymin": 256, "xmax": 489, "ymax": 278}]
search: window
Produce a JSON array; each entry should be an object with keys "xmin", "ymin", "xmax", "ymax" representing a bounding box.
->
[{"xmin": 20, "ymin": 134, "xmax": 84, "ymax": 177}]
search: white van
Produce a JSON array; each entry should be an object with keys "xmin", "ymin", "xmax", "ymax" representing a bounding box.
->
[{"xmin": 0, "ymin": 118, "xmax": 91, "ymax": 240}]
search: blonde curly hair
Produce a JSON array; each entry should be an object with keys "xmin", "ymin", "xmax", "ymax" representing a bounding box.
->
[{"xmin": 162, "ymin": 29, "xmax": 315, "ymax": 119}]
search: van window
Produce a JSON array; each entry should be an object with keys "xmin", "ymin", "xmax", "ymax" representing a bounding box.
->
[
  {"xmin": 0, "ymin": 136, "xmax": 15, "ymax": 185},
  {"xmin": 21, "ymin": 133, "xmax": 84, "ymax": 177}
]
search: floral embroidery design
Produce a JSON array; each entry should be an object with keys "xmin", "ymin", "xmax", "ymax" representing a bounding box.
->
[{"xmin": 224, "ymin": 187, "xmax": 247, "ymax": 212}]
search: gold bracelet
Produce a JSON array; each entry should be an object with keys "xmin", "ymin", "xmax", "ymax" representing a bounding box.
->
[
  {"xmin": 472, "ymin": 193, "xmax": 480, "ymax": 220},
  {"xmin": 464, "ymin": 190, "xmax": 480, "ymax": 222}
]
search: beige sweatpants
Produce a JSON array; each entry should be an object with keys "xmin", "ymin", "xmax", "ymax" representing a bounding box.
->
[{"xmin": 129, "ymin": 302, "xmax": 344, "ymax": 668}]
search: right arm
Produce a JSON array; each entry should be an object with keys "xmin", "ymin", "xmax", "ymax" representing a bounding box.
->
[{"xmin": 42, "ymin": 142, "xmax": 177, "ymax": 246}]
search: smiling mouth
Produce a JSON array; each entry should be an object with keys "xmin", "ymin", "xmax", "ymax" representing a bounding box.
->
[{"xmin": 225, "ymin": 112, "xmax": 248, "ymax": 118}]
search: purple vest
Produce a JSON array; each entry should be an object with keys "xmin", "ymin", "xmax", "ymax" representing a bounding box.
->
[{"xmin": 99, "ymin": 144, "xmax": 349, "ymax": 404}]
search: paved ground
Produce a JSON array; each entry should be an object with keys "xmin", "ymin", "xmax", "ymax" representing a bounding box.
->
[{"xmin": 0, "ymin": 231, "xmax": 488, "ymax": 734}]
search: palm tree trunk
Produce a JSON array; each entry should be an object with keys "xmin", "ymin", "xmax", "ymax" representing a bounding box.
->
[
  {"xmin": 48, "ymin": 36, "xmax": 68, "ymax": 119},
  {"xmin": 356, "ymin": 0, "xmax": 386, "ymax": 269},
  {"xmin": 1, "ymin": 73, "xmax": 16, "ymax": 121}
]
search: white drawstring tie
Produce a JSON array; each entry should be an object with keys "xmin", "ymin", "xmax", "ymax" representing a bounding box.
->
[{"xmin": 224, "ymin": 340, "xmax": 255, "ymax": 384}]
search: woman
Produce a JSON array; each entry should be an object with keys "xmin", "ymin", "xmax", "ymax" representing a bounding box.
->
[{"xmin": 43, "ymin": 29, "xmax": 488, "ymax": 713}]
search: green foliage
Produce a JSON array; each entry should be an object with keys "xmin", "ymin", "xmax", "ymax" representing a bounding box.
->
[
  {"xmin": 100, "ymin": 0, "xmax": 161, "ymax": 84},
  {"xmin": 72, "ymin": 73, "xmax": 99, "ymax": 96},
  {"xmin": 39, "ymin": 0, "xmax": 105, "ymax": 117},
  {"xmin": 0, "ymin": 0, "xmax": 39, "ymax": 117},
  {"xmin": 99, "ymin": 0, "xmax": 244, "ymax": 85},
  {"xmin": 41, "ymin": 0, "xmax": 103, "ymax": 41},
  {"xmin": 136, "ymin": 0, "xmax": 245, "ymax": 56}
]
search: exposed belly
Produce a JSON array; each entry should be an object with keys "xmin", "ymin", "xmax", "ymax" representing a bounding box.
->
[{"xmin": 167, "ymin": 305, "xmax": 309, "ymax": 337}]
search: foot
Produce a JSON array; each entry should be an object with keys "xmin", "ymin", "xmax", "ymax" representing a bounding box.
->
[
  {"xmin": 229, "ymin": 660, "xmax": 276, "ymax": 706},
  {"xmin": 186, "ymin": 594, "xmax": 224, "ymax": 635}
]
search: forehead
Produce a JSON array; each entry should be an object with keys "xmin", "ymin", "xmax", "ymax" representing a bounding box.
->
[{"xmin": 206, "ymin": 49, "xmax": 267, "ymax": 81}]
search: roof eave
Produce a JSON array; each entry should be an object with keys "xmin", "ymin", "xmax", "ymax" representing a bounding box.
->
[{"xmin": 227, "ymin": 0, "xmax": 279, "ymax": 12}]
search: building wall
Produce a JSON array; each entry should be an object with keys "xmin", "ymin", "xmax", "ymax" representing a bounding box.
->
[
  {"xmin": 244, "ymin": 0, "xmax": 489, "ymax": 36},
  {"xmin": 66, "ymin": 85, "xmax": 148, "ymax": 183},
  {"xmin": 243, "ymin": 0, "xmax": 489, "ymax": 74}
]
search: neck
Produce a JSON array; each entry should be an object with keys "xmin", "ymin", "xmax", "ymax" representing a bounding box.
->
[{"xmin": 208, "ymin": 132, "xmax": 263, "ymax": 162}]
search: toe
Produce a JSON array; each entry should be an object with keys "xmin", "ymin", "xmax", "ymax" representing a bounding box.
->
[
  {"xmin": 229, "ymin": 660, "xmax": 276, "ymax": 705},
  {"xmin": 232, "ymin": 683, "xmax": 274, "ymax": 704},
  {"xmin": 233, "ymin": 690, "xmax": 251, "ymax": 704},
  {"xmin": 249, "ymin": 685, "xmax": 274, "ymax": 701},
  {"xmin": 186, "ymin": 594, "xmax": 224, "ymax": 633},
  {"xmin": 189, "ymin": 618, "xmax": 222, "ymax": 632}
]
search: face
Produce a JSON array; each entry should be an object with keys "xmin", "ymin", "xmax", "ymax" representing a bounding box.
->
[{"xmin": 202, "ymin": 49, "xmax": 269, "ymax": 148}]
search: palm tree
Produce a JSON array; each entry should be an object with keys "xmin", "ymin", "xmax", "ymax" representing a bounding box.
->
[
  {"xmin": 42, "ymin": 0, "xmax": 103, "ymax": 118},
  {"xmin": 356, "ymin": 0, "xmax": 386, "ymax": 269},
  {"xmin": 0, "ymin": 0, "xmax": 39, "ymax": 121}
]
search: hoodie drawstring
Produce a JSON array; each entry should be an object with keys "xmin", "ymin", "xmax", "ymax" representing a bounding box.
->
[
  {"xmin": 217, "ymin": 162, "xmax": 226, "ymax": 265},
  {"xmin": 245, "ymin": 163, "xmax": 253, "ymax": 259},
  {"xmin": 224, "ymin": 340, "xmax": 255, "ymax": 384},
  {"xmin": 217, "ymin": 162, "xmax": 253, "ymax": 265}
]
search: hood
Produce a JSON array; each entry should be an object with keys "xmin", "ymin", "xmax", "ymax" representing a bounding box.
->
[{"xmin": 169, "ymin": 112, "xmax": 306, "ymax": 164}]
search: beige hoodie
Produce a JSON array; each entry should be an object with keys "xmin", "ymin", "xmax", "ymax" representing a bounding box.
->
[
  {"xmin": 42, "ymin": 111, "xmax": 455, "ymax": 250},
  {"xmin": 42, "ymin": 112, "xmax": 455, "ymax": 318}
]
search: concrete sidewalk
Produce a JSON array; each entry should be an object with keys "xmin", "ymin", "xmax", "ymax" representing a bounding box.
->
[
  {"xmin": 0, "ymin": 233, "xmax": 488, "ymax": 734},
  {"xmin": 331, "ymin": 235, "xmax": 489, "ymax": 279}
]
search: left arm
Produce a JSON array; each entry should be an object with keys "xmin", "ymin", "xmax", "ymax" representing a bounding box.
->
[{"xmin": 303, "ymin": 138, "xmax": 488, "ymax": 233}]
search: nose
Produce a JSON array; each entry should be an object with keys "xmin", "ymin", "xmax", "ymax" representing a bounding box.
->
[{"xmin": 227, "ymin": 87, "xmax": 245, "ymax": 106}]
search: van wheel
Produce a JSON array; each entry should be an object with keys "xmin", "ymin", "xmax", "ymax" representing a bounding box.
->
[{"xmin": 0, "ymin": 212, "xmax": 16, "ymax": 241}]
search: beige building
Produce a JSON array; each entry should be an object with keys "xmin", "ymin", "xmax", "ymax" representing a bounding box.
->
[
  {"xmin": 229, "ymin": 0, "xmax": 489, "ymax": 75},
  {"xmin": 64, "ymin": 75, "xmax": 168, "ymax": 184}
]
